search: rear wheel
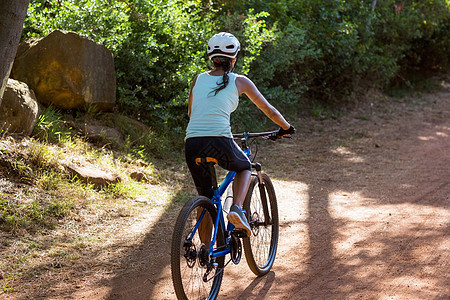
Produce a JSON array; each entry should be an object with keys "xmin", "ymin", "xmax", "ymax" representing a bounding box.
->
[
  {"xmin": 243, "ymin": 174, "xmax": 279, "ymax": 276},
  {"xmin": 171, "ymin": 196, "xmax": 225, "ymax": 299}
]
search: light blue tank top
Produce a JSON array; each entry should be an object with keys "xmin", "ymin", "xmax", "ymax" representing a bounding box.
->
[{"xmin": 186, "ymin": 72, "xmax": 239, "ymax": 139}]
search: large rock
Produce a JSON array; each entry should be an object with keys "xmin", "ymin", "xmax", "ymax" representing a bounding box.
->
[
  {"xmin": 83, "ymin": 124, "xmax": 123, "ymax": 144},
  {"xmin": 0, "ymin": 78, "xmax": 40, "ymax": 136},
  {"xmin": 66, "ymin": 162, "xmax": 121, "ymax": 188},
  {"xmin": 11, "ymin": 30, "xmax": 116, "ymax": 111}
]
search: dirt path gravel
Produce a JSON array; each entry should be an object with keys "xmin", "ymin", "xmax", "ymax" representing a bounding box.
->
[{"xmin": 3, "ymin": 80, "xmax": 448, "ymax": 300}]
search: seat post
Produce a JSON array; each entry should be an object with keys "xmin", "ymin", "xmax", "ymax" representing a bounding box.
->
[
  {"xmin": 208, "ymin": 163, "xmax": 218, "ymax": 190},
  {"xmin": 195, "ymin": 157, "xmax": 219, "ymax": 191}
]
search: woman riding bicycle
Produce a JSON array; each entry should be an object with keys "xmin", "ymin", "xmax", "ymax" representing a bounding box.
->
[{"xmin": 185, "ymin": 32, "xmax": 295, "ymax": 236}]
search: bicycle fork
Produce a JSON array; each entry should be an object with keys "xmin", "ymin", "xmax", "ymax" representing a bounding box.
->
[{"xmin": 252, "ymin": 163, "xmax": 272, "ymax": 225}]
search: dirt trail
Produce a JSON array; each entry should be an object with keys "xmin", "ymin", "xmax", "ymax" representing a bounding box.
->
[
  {"xmin": 79, "ymin": 83, "xmax": 448, "ymax": 300},
  {"xmin": 4, "ymin": 81, "xmax": 449, "ymax": 300}
]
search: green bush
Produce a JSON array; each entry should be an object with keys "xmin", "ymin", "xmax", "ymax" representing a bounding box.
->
[
  {"xmin": 224, "ymin": 0, "xmax": 449, "ymax": 107},
  {"xmin": 387, "ymin": 1, "xmax": 450, "ymax": 77},
  {"xmin": 22, "ymin": 0, "xmax": 449, "ymax": 134}
]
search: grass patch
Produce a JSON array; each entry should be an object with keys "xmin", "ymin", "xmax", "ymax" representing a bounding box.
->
[
  {"xmin": 384, "ymin": 72, "xmax": 443, "ymax": 98},
  {"xmin": 309, "ymin": 100, "xmax": 344, "ymax": 120},
  {"xmin": 356, "ymin": 115, "xmax": 371, "ymax": 121},
  {"xmin": 32, "ymin": 106, "xmax": 73, "ymax": 145},
  {"xmin": 0, "ymin": 108, "xmax": 190, "ymax": 295},
  {"xmin": 0, "ymin": 112, "xmax": 184, "ymax": 233},
  {"xmin": 0, "ymin": 194, "xmax": 73, "ymax": 231}
]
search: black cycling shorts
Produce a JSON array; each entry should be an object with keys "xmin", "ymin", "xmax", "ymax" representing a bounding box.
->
[{"xmin": 185, "ymin": 136, "xmax": 251, "ymax": 198}]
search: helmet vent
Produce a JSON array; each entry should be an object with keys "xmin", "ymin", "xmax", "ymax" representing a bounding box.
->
[{"xmin": 207, "ymin": 32, "xmax": 240, "ymax": 59}]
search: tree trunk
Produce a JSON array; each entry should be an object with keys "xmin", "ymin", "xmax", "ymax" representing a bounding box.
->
[
  {"xmin": 0, "ymin": 0, "xmax": 30, "ymax": 106},
  {"xmin": 371, "ymin": 0, "xmax": 378, "ymax": 11}
]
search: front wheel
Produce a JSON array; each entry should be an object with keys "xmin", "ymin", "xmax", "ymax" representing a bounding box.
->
[
  {"xmin": 243, "ymin": 174, "xmax": 279, "ymax": 276},
  {"xmin": 171, "ymin": 196, "xmax": 225, "ymax": 300}
]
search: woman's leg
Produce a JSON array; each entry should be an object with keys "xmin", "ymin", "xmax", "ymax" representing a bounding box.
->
[
  {"xmin": 197, "ymin": 207, "xmax": 212, "ymax": 246},
  {"xmin": 185, "ymin": 138, "xmax": 214, "ymax": 199},
  {"xmin": 228, "ymin": 169, "xmax": 252, "ymax": 235},
  {"xmin": 232, "ymin": 169, "xmax": 251, "ymax": 208}
]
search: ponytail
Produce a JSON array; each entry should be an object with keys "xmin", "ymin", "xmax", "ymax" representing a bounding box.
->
[{"xmin": 211, "ymin": 57, "xmax": 234, "ymax": 95}]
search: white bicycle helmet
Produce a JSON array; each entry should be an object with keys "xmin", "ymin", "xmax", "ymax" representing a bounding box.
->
[{"xmin": 207, "ymin": 32, "xmax": 240, "ymax": 59}]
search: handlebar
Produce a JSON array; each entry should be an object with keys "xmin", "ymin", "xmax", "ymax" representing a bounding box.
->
[
  {"xmin": 233, "ymin": 130, "xmax": 283, "ymax": 141},
  {"xmin": 233, "ymin": 129, "xmax": 292, "ymax": 162}
]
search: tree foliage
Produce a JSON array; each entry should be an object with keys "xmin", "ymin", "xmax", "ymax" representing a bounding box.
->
[
  {"xmin": 22, "ymin": 0, "xmax": 449, "ymax": 131},
  {"xmin": 224, "ymin": 0, "xmax": 449, "ymax": 105}
]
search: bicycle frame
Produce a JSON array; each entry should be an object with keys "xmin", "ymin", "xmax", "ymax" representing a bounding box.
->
[
  {"xmin": 188, "ymin": 130, "xmax": 278, "ymax": 262},
  {"xmin": 172, "ymin": 129, "xmax": 283, "ymax": 299},
  {"xmin": 194, "ymin": 147, "xmax": 250, "ymax": 259}
]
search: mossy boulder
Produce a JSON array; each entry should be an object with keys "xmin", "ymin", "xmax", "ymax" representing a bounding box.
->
[{"xmin": 12, "ymin": 30, "xmax": 116, "ymax": 111}]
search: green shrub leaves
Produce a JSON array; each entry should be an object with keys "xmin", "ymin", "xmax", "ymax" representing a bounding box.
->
[{"xmin": 22, "ymin": 0, "xmax": 449, "ymax": 131}]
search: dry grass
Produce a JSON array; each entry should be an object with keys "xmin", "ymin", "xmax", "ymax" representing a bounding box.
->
[{"xmin": 0, "ymin": 118, "xmax": 191, "ymax": 296}]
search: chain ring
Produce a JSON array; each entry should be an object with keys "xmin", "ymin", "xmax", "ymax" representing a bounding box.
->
[{"xmin": 230, "ymin": 233, "xmax": 242, "ymax": 264}]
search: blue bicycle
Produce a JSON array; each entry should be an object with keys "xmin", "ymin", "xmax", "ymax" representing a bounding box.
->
[{"xmin": 171, "ymin": 130, "xmax": 281, "ymax": 300}]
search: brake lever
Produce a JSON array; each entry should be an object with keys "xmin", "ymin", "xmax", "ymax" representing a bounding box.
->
[
  {"xmin": 264, "ymin": 133, "xmax": 279, "ymax": 141},
  {"xmin": 263, "ymin": 131, "xmax": 293, "ymax": 141},
  {"xmin": 267, "ymin": 134, "xmax": 292, "ymax": 141}
]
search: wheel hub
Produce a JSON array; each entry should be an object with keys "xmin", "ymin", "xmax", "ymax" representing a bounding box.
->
[
  {"xmin": 198, "ymin": 243, "xmax": 209, "ymax": 268},
  {"xmin": 251, "ymin": 212, "xmax": 261, "ymax": 236},
  {"xmin": 183, "ymin": 239, "xmax": 197, "ymax": 268}
]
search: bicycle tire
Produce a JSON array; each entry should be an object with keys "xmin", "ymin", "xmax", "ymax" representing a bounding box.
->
[
  {"xmin": 171, "ymin": 196, "xmax": 225, "ymax": 300},
  {"xmin": 243, "ymin": 174, "xmax": 279, "ymax": 276}
]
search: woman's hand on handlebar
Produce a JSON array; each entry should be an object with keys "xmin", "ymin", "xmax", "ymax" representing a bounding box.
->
[{"xmin": 277, "ymin": 125, "xmax": 296, "ymax": 138}]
